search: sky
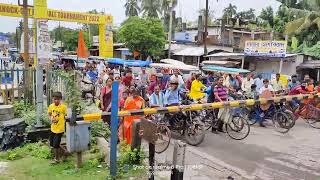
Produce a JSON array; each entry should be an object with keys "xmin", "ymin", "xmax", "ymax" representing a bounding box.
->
[{"xmin": 0, "ymin": 0, "xmax": 281, "ymax": 32}]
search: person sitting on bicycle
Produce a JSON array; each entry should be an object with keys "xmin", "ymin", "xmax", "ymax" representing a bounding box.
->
[
  {"xmin": 164, "ymin": 79, "xmax": 182, "ymax": 107},
  {"xmin": 246, "ymin": 84, "xmax": 259, "ymax": 99},
  {"xmin": 189, "ymin": 73, "xmax": 206, "ymax": 101},
  {"xmin": 288, "ymin": 81, "xmax": 309, "ymax": 111},
  {"xmin": 149, "ymin": 85, "xmax": 164, "ymax": 108}
]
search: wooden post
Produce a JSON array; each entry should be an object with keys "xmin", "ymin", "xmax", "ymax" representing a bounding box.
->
[
  {"xmin": 171, "ymin": 140, "xmax": 186, "ymax": 180},
  {"xmin": 149, "ymin": 143, "xmax": 155, "ymax": 180},
  {"xmin": 241, "ymin": 57, "xmax": 245, "ymax": 69},
  {"xmin": 317, "ymin": 69, "xmax": 320, "ymax": 82},
  {"xmin": 76, "ymin": 152, "xmax": 82, "ymax": 168},
  {"xmin": 279, "ymin": 58, "xmax": 283, "ymax": 74},
  {"xmin": 131, "ymin": 120, "xmax": 141, "ymax": 150}
]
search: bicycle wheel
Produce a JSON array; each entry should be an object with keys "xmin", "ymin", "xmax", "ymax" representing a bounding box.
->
[
  {"xmin": 201, "ymin": 110, "xmax": 215, "ymax": 130},
  {"xmin": 185, "ymin": 120, "xmax": 205, "ymax": 146},
  {"xmin": 272, "ymin": 112, "xmax": 291, "ymax": 134},
  {"xmin": 155, "ymin": 124, "xmax": 171, "ymax": 154},
  {"xmin": 247, "ymin": 110, "xmax": 258, "ymax": 126},
  {"xmin": 283, "ymin": 110, "xmax": 296, "ymax": 129},
  {"xmin": 226, "ymin": 116, "xmax": 250, "ymax": 140}
]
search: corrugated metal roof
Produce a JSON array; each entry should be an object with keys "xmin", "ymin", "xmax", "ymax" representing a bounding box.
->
[
  {"xmin": 206, "ymin": 52, "xmax": 244, "ymax": 58},
  {"xmin": 173, "ymin": 45, "xmax": 233, "ymax": 56}
]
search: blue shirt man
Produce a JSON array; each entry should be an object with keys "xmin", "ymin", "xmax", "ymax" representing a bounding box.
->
[
  {"xmin": 288, "ymin": 75, "xmax": 300, "ymax": 91},
  {"xmin": 149, "ymin": 86, "xmax": 164, "ymax": 107},
  {"xmin": 164, "ymin": 81, "xmax": 181, "ymax": 106}
]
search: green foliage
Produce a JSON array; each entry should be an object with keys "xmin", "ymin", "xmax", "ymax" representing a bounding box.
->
[
  {"xmin": 0, "ymin": 142, "xmax": 52, "ymax": 161},
  {"xmin": 291, "ymin": 37, "xmax": 299, "ymax": 51},
  {"xmin": 125, "ymin": 0, "xmax": 140, "ymax": 17},
  {"xmin": 13, "ymin": 100, "xmax": 50, "ymax": 128},
  {"xmin": 53, "ymin": 70, "xmax": 84, "ymax": 114},
  {"xmin": 90, "ymin": 121, "xmax": 111, "ymax": 141},
  {"xmin": 119, "ymin": 17, "xmax": 166, "ymax": 59},
  {"xmin": 13, "ymin": 100, "xmax": 34, "ymax": 118},
  {"xmin": 259, "ymin": 6, "xmax": 275, "ymax": 28},
  {"xmin": 304, "ymin": 41, "xmax": 320, "ymax": 59},
  {"xmin": 141, "ymin": 0, "xmax": 161, "ymax": 18},
  {"xmin": 50, "ymin": 27, "xmax": 91, "ymax": 51},
  {"xmin": 82, "ymin": 9, "xmax": 100, "ymax": 37},
  {"xmin": 118, "ymin": 141, "xmax": 145, "ymax": 174}
]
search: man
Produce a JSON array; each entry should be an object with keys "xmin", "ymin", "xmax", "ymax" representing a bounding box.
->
[
  {"xmin": 164, "ymin": 79, "xmax": 181, "ymax": 106},
  {"xmin": 272, "ymin": 73, "xmax": 284, "ymax": 94},
  {"xmin": 241, "ymin": 74, "xmax": 254, "ymax": 93},
  {"xmin": 254, "ymin": 74, "xmax": 264, "ymax": 92},
  {"xmin": 86, "ymin": 65, "xmax": 98, "ymax": 83},
  {"xmin": 304, "ymin": 74, "xmax": 310, "ymax": 81},
  {"xmin": 213, "ymin": 77, "xmax": 229, "ymax": 132},
  {"xmin": 139, "ymin": 67, "xmax": 149, "ymax": 86},
  {"xmin": 185, "ymin": 73, "xmax": 196, "ymax": 91},
  {"xmin": 288, "ymin": 75, "xmax": 299, "ymax": 91},
  {"xmin": 149, "ymin": 85, "xmax": 164, "ymax": 107},
  {"xmin": 228, "ymin": 74, "xmax": 240, "ymax": 92},
  {"xmin": 97, "ymin": 60, "xmax": 106, "ymax": 77},
  {"xmin": 259, "ymin": 79, "xmax": 274, "ymax": 95},
  {"xmin": 189, "ymin": 74, "xmax": 206, "ymax": 100},
  {"xmin": 170, "ymin": 69, "xmax": 185, "ymax": 89}
]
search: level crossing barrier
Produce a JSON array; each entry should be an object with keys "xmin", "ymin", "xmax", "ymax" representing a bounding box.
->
[{"xmin": 67, "ymin": 81, "xmax": 320, "ymax": 179}]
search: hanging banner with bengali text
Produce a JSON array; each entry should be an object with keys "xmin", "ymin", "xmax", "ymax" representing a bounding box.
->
[
  {"xmin": 37, "ymin": 19, "xmax": 51, "ymax": 64},
  {"xmin": 244, "ymin": 40, "xmax": 287, "ymax": 57}
]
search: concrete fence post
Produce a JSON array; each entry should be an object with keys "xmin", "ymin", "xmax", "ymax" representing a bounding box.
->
[
  {"xmin": 131, "ymin": 119, "xmax": 141, "ymax": 150},
  {"xmin": 171, "ymin": 140, "xmax": 186, "ymax": 180}
]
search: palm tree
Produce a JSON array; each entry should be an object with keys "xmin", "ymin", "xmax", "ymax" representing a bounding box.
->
[
  {"xmin": 223, "ymin": 3, "xmax": 237, "ymax": 24},
  {"xmin": 161, "ymin": 0, "xmax": 177, "ymax": 16},
  {"xmin": 284, "ymin": 0, "xmax": 320, "ymax": 35},
  {"xmin": 125, "ymin": 0, "xmax": 140, "ymax": 17},
  {"xmin": 141, "ymin": 0, "xmax": 161, "ymax": 18}
]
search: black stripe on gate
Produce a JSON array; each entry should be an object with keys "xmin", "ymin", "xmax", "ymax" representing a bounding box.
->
[
  {"xmin": 292, "ymin": 96, "xmax": 299, "ymax": 101},
  {"xmin": 130, "ymin": 110, "xmax": 146, "ymax": 116},
  {"xmin": 255, "ymin": 100, "xmax": 261, "ymax": 105},
  {"xmin": 202, "ymin": 104, "xmax": 213, "ymax": 110},
  {"xmin": 267, "ymin": 99, "xmax": 274, "ymax": 104},
  {"xmin": 280, "ymin": 98, "xmax": 287, "ymax": 103},
  {"xmin": 302, "ymin": 95, "xmax": 309, "ymax": 100},
  {"xmin": 157, "ymin": 107, "xmax": 170, "ymax": 114}
]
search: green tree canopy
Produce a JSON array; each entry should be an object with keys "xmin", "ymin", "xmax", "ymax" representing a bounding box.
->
[
  {"xmin": 119, "ymin": 17, "xmax": 166, "ymax": 59},
  {"xmin": 259, "ymin": 6, "xmax": 275, "ymax": 28},
  {"xmin": 223, "ymin": 3, "xmax": 237, "ymax": 24},
  {"xmin": 50, "ymin": 27, "xmax": 90, "ymax": 51}
]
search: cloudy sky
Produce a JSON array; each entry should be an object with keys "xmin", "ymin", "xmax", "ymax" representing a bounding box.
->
[{"xmin": 0, "ymin": 0, "xmax": 280, "ymax": 32}]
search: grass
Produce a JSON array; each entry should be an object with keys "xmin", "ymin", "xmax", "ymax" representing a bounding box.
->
[{"xmin": 0, "ymin": 142, "xmax": 147, "ymax": 180}]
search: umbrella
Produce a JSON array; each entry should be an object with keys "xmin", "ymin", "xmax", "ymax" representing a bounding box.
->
[
  {"xmin": 202, "ymin": 65, "xmax": 250, "ymax": 74},
  {"xmin": 160, "ymin": 59, "xmax": 185, "ymax": 65}
]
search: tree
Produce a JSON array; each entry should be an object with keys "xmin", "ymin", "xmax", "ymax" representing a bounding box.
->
[
  {"xmin": 50, "ymin": 27, "xmax": 90, "ymax": 51},
  {"xmin": 161, "ymin": 0, "xmax": 177, "ymax": 16},
  {"xmin": 81, "ymin": 9, "xmax": 100, "ymax": 45},
  {"xmin": 141, "ymin": 0, "xmax": 161, "ymax": 18},
  {"xmin": 223, "ymin": 3, "xmax": 237, "ymax": 25},
  {"xmin": 125, "ymin": 0, "xmax": 140, "ymax": 17},
  {"xmin": 236, "ymin": 8, "xmax": 256, "ymax": 21},
  {"xmin": 259, "ymin": 6, "xmax": 275, "ymax": 28},
  {"xmin": 199, "ymin": 8, "xmax": 216, "ymax": 26},
  {"xmin": 119, "ymin": 17, "xmax": 166, "ymax": 59}
]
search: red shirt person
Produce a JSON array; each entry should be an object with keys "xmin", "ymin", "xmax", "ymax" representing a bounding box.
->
[{"xmin": 122, "ymin": 70, "xmax": 133, "ymax": 87}]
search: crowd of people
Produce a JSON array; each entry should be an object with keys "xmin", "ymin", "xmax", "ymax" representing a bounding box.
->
[{"xmin": 79, "ymin": 60, "xmax": 320, "ymax": 142}]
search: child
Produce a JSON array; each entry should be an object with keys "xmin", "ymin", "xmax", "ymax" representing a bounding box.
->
[{"xmin": 48, "ymin": 92, "xmax": 67, "ymax": 164}]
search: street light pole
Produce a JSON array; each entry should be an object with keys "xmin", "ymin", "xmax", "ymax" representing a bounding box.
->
[
  {"xmin": 168, "ymin": 0, "xmax": 173, "ymax": 59},
  {"xmin": 204, "ymin": 0, "xmax": 209, "ymax": 56}
]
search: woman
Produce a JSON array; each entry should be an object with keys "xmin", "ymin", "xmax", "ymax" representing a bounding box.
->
[
  {"xmin": 123, "ymin": 88, "xmax": 145, "ymax": 144},
  {"xmin": 100, "ymin": 78, "xmax": 113, "ymax": 113}
]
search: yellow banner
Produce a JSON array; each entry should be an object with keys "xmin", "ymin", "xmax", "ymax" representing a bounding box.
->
[{"xmin": 0, "ymin": 3, "xmax": 111, "ymax": 24}]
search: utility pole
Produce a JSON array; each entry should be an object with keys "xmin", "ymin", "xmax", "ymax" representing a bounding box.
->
[
  {"xmin": 168, "ymin": 0, "xmax": 173, "ymax": 59},
  {"xmin": 21, "ymin": 0, "xmax": 32, "ymax": 103},
  {"xmin": 204, "ymin": 0, "xmax": 209, "ymax": 56}
]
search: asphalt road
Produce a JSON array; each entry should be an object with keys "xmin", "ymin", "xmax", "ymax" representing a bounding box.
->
[{"xmin": 190, "ymin": 120, "xmax": 320, "ymax": 180}]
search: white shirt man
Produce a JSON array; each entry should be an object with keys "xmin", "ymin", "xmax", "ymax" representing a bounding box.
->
[
  {"xmin": 259, "ymin": 84, "xmax": 274, "ymax": 95},
  {"xmin": 241, "ymin": 76, "xmax": 254, "ymax": 92}
]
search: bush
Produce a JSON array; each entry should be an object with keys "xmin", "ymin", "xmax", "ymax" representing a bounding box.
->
[
  {"xmin": 13, "ymin": 100, "xmax": 34, "ymax": 118},
  {"xmin": 90, "ymin": 121, "xmax": 111, "ymax": 141},
  {"xmin": 117, "ymin": 141, "xmax": 145, "ymax": 174},
  {"xmin": 0, "ymin": 142, "xmax": 52, "ymax": 161}
]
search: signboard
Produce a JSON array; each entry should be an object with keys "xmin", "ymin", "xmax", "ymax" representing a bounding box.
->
[
  {"xmin": 37, "ymin": 19, "xmax": 51, "ymax": 64},
  {"xmin": 0, "ymin": 3, "xmax": 111, "ymax": 24},
  {"xmin": 244, "ymin": 41, "xmax": 287, "ymax": 57}
]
